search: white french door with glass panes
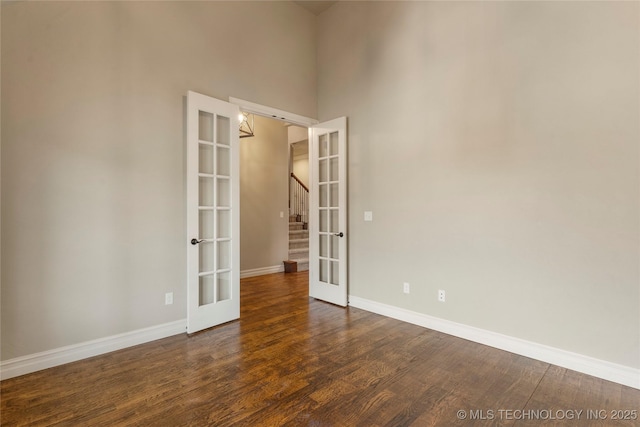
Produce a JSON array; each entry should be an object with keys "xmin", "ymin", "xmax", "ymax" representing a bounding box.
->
[
  {"xmin": 186, "ymin": 91, "xmax": 240, "ymax": 334},
  {"xmin": 309, "ymin": 117, "xmax": 348, "ymax": 307}
]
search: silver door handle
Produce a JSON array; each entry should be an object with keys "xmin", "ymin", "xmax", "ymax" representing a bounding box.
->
[{"xmin": 334, "ymin": 232, "xmax": 344, "ymax": 237}]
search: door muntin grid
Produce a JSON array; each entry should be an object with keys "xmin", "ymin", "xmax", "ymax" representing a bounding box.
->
[
  {"xmin": 318, "ymin": 131, "xmax": 341, "ymax": 286},
  {"xmin": 198, "ymin": 112, "xmax": 233, "ymax": 305}
]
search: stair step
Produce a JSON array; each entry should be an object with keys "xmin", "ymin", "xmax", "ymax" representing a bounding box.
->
[
  {"xmin": 288, "ymin": 248, "xmax": 308, "ymax": 255},
  {"xmin": 290, "ymin": 238, "xmax": 309, "ymax": 244},
  {"xmin": 289, "ymin": 236, "xmax": 309, "ymax": 243},
  {"xmin": 288, "ymin": 250, "xmax": 309, "ymax": 261},
  {"xmin": 296, "ymin": 259, "xmax": 309, "ymax": 272},
  {"xmin": 289, "ymin": 241, "xmax": 309, "ymax": 250},
  {"xmin": 288, "ymin": 210, "xmax": 309, "ymax": 269}
]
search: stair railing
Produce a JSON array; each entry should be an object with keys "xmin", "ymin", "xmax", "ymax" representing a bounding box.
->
[{"xmin": 290, "ymin": 173, "xmax": 309, "ymax": 229}]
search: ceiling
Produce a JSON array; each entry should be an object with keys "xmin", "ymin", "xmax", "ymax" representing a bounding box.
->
[{"xmin": 293, "ymin": 1, "xmax": 338, "ymax": 16}]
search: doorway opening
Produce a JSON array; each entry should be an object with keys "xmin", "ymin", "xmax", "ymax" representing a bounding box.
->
[
  {"xmin": 238, "ymin": 114, "xmax": 310, "ymax": 277},
  {"xmin": 287, "ymin": 125, "xmax": 310, "ymax": 273},
  {"xmin": 231, "ymin": 97, "xmax": 349, "ymax": 308},
  {"xmin": 187, "ymin": 93, "xmax": 348, "ymax": 334}
]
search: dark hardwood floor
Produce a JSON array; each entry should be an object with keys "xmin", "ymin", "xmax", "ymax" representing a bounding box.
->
[{"xmin": 1, "ymin": 272, "xmax": 638, "ymax": 426}]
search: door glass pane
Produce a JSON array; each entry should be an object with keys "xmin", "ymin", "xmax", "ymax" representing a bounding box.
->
[
  {"xmin": 199, "ymin": 242, "xmax": 214, "ymax": 273},
  {"xmin": 217, "ymin": 240, "xmax": 231, "ymax": 270},
  {"xmin": 320, "ymin": 235, "xmax": 328, "ymax": 257},
  {"xmin": 330, "ymin": 235, "xmax": 339, "ymax": 259},
  {"xmin": 199, "ymin": 275, "xmax": 215, "ymax": 306},
  {"xmin": 329, "ymin": 131, "xmax": 339, "ymax": 156},
  {"xmin": 319, "ymin": 184, "xmax": 328, "ymax": 208},
  {"xmin": 330, "ymin": 261, "xmax": 339, "ymax": 285},
  {"xmin": 319, "ymin": 134, "xmax": 328, "ymax": 157},
  {"xmin": 199, "ymin": 210, "xmax": 214, "ymax": 239},
  {"xmin": 217, "ymin": 209, "xmax": 231, "ymax": 239},
  {"xmin": 319, "ymin": 259, "xmax": 328, "ymax": 283},
  {"xmin": 199, "ymin": 144, "xmax": 214, "ymax": 174},
  {"xmin": 329, "ymin": 183, "xmax": 339, "ymax": 207},
  {"xmin": 216, "ymin": 115, "xmax": 230, "ymax": 146},
  {"xmin": 319, "ymin": 209, "xmax": 328, "ymax": 232},
  {"xmin": 319, "ymin": 159, "xmax": 328, "ymax": 183},
  {"xmin": 217, "ymin": 179, "xmax": 230, "ymax": 207},
  {"xmin": 330, "ymin": 209, "xmax": 339, "ymax": 233},
  {"xmin": 217, "ymin": 272, "xmax": 231, "ymax": 301},
  {"xmin": 217, "ymin": 146, "xmax": 230, "ymax": 177},
  {"xmin": 329, "ymin": 157, "xmax": 339, "ymax": 181},
  {"xmin": 199, "ymin": 177, "xmax": 214, "ymax": 207},
  {"xmin": 199, "ymin": 111, "xmax": 213, "ymax": 142}
]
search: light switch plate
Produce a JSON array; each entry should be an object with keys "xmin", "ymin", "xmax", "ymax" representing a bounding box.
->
[{"xmin": 364, "ymin": 211, "xmax": 373, "ymax": 221}]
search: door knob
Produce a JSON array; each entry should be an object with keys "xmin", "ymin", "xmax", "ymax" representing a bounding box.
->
[
  {"xmin": 334, "ymin": 232, "xmax": 344, "ymax": 238},
  {"xmin": 191, "ymin": 238, "xmax": 204, "ymax": 245}
]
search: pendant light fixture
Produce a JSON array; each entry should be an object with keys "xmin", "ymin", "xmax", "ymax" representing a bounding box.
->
[{"xmin": 239, "ymin": 111, "xmax": 255, "ymax": 138}]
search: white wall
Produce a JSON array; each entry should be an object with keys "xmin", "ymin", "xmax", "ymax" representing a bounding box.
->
[
  {"xmin": 1, "ymin": 1, "xmax": 316, "ymax": 360},
  {"xmin": 292, "ymin": 154, "xmax": 309, "ymax": 189},
  {"xmin": 3, "ymin": 0, "xmax": 638, "ymax": 377},
  {"xmin": 289, "ymin": 125, "xmax": 309, "ymax": 187},
  {"xmin": 288, "ymin": 125, "xmax": 308, "ymax": 145},
  {"xmin": 240, "ymin": 115, "xmax": 289, "ymax": 271},
  {"xmin": 318, "ymin": 1, "xmax": 639, "ymax": 369}
]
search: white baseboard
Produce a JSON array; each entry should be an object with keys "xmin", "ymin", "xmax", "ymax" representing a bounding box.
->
[
  {"xmin": 1, "ymin": 265, "xmax": 282, "ymax": 381},
  {"xmin": 240, "ymin": 264, "xmax": 284, "ymax": 278},
  {"xmin": 348, "ymin": 295, "xmax": 640, "ymax": 390},
  {"xmin": 0, "ymin": 319, "xmax": 186, "ymax": 381},
  {"xmin": 4, "ymin": 296, "xmax": 637, "ymax": 390}
]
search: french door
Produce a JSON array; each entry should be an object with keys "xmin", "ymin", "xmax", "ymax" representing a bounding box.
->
[
  {"xmin": 186, "ymin": 91, "xmax": 240, "ymax": 334},
  {"xmin": 309, "ymin": 117, "xmax": 348, "ymax": 306}
]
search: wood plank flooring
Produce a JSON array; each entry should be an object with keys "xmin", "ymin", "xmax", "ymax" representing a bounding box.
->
[{"xmin": 1, "ymin": 272, "xmax": 638, "ymax": 426}]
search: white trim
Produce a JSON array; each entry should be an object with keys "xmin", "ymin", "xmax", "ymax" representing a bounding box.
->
[
  {"xmin": 308, "ymin": 118, "xmax": 348, "ymax": 307},
  {"xmin": 0, "ymin": 320, "xmax": 186, "ymax": 380},
  {"xmin": 240, "ymin": 264, "xmax": 285, "ymax": 279},
  {"xmin": 186, "ymin": 91, "xmax": 241, "ymax": 334},
  {"xmin": 229, "ymin": 97, "xmax": 319, "ymax": 127},
  {"xmin": 348, "ymin": 295, "xmax": 640, "ymax": 390}
]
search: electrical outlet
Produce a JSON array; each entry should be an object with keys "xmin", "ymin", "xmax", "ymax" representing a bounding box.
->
[
  {"xmin": 438, "ymin": 290, "xmax": 445, "ymax": 302},
  {"xmin": 165, "ymin": 292, "xmax": 173, "ymax": 305},
  {"xmin": 403, "ymin": 282, "xmax": 410, "ymax": 294}
]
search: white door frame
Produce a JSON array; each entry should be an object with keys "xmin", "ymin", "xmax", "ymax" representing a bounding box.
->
[
  {"xmin": 229, "ymin": 98, "xmax": 318, "ymax": 128},
  {"xmin": 229, "ymin": 99, "xmax": 349, "ymax": 307},
  {"xmin": 229, "ymin": 97, "xmax": 331, "ymax": 294}
]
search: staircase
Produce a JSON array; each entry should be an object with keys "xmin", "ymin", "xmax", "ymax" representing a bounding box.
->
[
  {"xmin": 286, "ymin": 172, "xmax": 309, "ymax": 272},
  {"xmin": 287, "ymin": 215, "xmax": 309, "ymax": 272}
]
